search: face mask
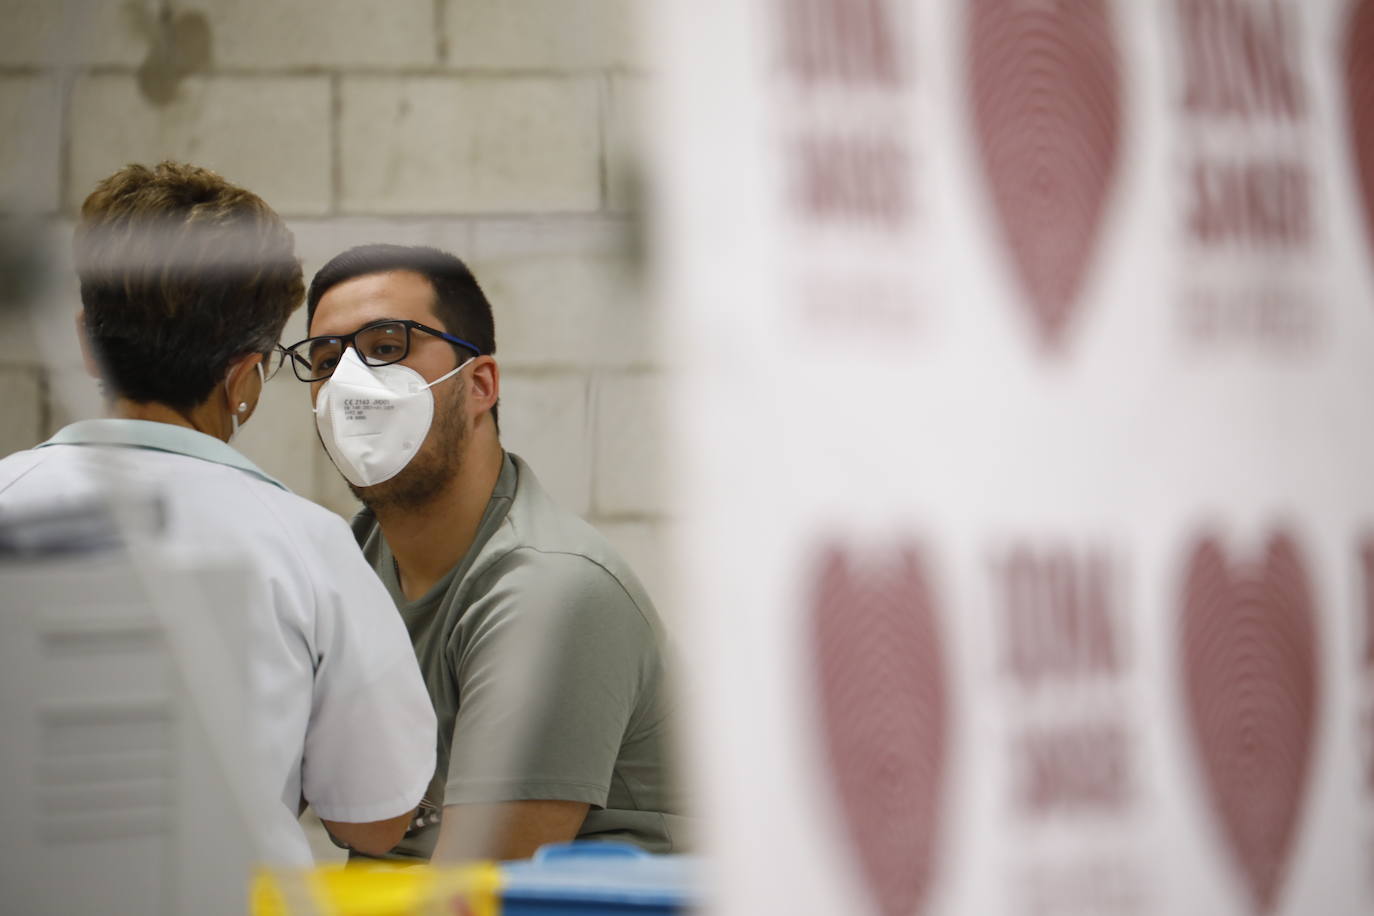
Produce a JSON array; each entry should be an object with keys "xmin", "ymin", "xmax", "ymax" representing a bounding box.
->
[
  {"xmin": 226, "ymin": 361, "xmax": 266, "ymax": 444},
  {"xmin": 314, "ymin": 347, "xmax": 471, "ymax": 487}
]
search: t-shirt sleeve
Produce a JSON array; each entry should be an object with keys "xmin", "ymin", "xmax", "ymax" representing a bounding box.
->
[
  {"xmin": 443, "ymin": 550, "xmax": 656, "ymax": 807},
  {"xmin": 299, "ymin": 516, "xmax": 437, "ymax": 823}
]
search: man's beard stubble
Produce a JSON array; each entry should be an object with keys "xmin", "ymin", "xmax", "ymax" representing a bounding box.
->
[{"xmin": 349, "ymin": 379, "xmax": 469, "ymax": 513}]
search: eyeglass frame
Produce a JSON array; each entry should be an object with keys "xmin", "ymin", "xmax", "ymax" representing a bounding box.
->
[
  {"xmin": 261, "ymin": 344, "xmax": 292, "ymax": 382},
  {"xmin": 281, "ymin": 318, "xmax": 483, "ymax": 383}
]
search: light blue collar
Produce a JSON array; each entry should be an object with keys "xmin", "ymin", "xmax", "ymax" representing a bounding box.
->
[{"xmin": 40, "ymin": 419, "xmax": 289, "ymax": 492}]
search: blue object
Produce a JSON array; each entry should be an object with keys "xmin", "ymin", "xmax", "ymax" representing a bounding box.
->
[{"xmin": 500, "ymin": 841, "xmax": 699, "ymax": 915}]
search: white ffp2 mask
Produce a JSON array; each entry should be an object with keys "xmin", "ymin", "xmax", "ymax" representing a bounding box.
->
[{"xmin": 314, "ymin": 347, "xmax": 470, "ymax": 487}]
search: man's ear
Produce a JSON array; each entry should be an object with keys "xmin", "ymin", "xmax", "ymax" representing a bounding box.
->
[
  {"xmin": 468, "ymin": 356, "xmax": 500, "ymax": 417},
  {"xmin": 75, "ymin": 311, "xmax": 102, "ymax": 379}
]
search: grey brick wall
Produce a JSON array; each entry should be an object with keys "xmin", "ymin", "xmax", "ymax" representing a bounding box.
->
[{"xmin": 0, "ymin": 0, "xmax": 670, "ymax": 615}]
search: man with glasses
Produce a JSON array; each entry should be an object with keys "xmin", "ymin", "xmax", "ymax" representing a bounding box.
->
[{"xmin": 294, "ymin": 244, "xmax": 685, "ymax": 862}]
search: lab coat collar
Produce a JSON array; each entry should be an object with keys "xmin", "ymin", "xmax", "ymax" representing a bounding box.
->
[{"xmin": 40, "ymin": 419, "xmax": 289, "ymax": 492}]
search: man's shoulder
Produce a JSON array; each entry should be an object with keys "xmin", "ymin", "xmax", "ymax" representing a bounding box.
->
[
  {"xmin": 468, "ymin": 455, "xmax": 660, "ymax": 627},
  {"xmin": 499, "ymin": 455, "xmax": 624, "ymax": 567},
  {"xmin": 486, "ymin": 543, "xmax": 634, "ymax": 605}
]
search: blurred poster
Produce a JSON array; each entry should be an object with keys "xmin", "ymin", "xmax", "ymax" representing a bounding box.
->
[{"xmin": 653, "ymin": 1, "xmax": 1374, "ymax": 914}]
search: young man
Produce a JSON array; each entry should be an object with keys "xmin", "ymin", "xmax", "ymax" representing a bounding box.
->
[
  {"xmin": 0, "ymin": 163, "xmax": 436, "ymax": 863},
  {"xmin": 290, "ymin": 244, "xmax": 684, "ymax": 861}
]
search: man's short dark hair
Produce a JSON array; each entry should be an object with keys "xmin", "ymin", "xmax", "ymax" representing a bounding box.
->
[
  {"xmin": 74, "ymin": 161, "xmax": 304, "ymax": 411},
  {"xmin": 306, "ymin": 244, "xmax": 498, "ymax": 424}
]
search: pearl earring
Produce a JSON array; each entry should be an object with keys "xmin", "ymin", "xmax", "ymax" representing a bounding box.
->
[{"xmin": 237, "ymin": 402, "xmax": 249, "ymax": 413}]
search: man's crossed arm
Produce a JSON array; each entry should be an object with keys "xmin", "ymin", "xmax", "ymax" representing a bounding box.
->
[{"xmin": 431, "ymin": 800, "xmax": 590, "ymax": 862}]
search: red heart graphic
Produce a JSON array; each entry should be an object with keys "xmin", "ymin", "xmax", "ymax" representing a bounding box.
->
[
  {"xmin": 968, "ymin": 0, "xmax": 1123, "ymax": 350},
  {"xmin": 812, "ymin": 543, "xmax": 949, "ymax": 916},
  {"xmin": 1179, "ymin": 532, "xmax": 1320, "ymax": 914},
  {"xmin": 1347, "ymin": 0, "xmax": 1374, "ymax": 262}
]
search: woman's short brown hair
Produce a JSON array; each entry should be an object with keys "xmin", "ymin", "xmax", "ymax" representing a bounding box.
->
[{"xmin": 74, "ymin": 161, "xmax": 304, "ymax": 410}]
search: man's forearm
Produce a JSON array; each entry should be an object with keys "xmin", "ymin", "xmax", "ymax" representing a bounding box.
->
[{"xmin": 431, "ymin": 800, "xmax": 590, "ymax": 862}]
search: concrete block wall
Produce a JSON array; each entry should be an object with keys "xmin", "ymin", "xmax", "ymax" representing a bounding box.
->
[{"xmin": 0, "ymin": 0, "xmax": 672, "ymax": 617}]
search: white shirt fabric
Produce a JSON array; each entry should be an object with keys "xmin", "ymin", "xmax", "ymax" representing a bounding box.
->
[{"xmin": 0, "ymin": 420, "xmax": 436, "ymax": 864}]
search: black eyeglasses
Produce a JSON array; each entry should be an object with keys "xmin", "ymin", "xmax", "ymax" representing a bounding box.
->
[
  {"xmin": 262, "ymin": 345, "xmax": 291, "ymax": 382},
  {"xmin": 282, "ymin": 319, "xmax": 482, "ymax": 382}
]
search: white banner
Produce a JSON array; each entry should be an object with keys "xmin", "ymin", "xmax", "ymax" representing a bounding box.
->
[{"xmin": 654, "ymin": 1, "xmax": 1374, "ymax": 914}]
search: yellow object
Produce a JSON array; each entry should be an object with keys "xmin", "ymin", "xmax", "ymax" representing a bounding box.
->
[{"xmin": 251, "ymin": 862, "xmax": 502, "ymax": 916}]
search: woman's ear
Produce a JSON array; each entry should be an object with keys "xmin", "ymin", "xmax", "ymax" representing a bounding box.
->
[
  {"xmin": 75, "ymin": 311, "xmax": 102, "ymax": 379},
  {"xmin": 223, "ymin": 352, "xmax": 266, "ymax": 422}
]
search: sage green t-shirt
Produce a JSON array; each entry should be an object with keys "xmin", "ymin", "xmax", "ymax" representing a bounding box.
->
[{"xmin": 351, "ymin": 452, "xmax": 686, "ymax": 860}]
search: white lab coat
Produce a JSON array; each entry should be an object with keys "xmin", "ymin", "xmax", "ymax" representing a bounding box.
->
[{"xmin": 0, "ymin": 420, "xmax": 436, "ymax": 864}]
